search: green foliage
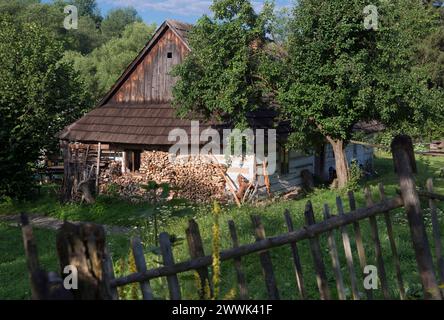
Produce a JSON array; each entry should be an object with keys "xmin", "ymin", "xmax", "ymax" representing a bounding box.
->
[
  {"xmin": 278, "ymin": 0, "xmax": 441, "ymax": 151},
  {"xmin": 0, "ymin": 19, "xmax": 90, "ymax": 198},
  {"xmin": 347, "ymin": 160, "xmax": 363, "ymax": 191},
  {"xmin": 64, "ymin": 21, "xmax": 156, "ymax": 102},
  {"xmin": 68, "ymin": 0, "xmax": 101, "ymax": 23},
  {"xmin": 172, "ymin": 0, "xmax": 275, "ymax": 126},
  {"xmin": 101, "ymin": 7, "xmax": 142, "ymax": 41}
]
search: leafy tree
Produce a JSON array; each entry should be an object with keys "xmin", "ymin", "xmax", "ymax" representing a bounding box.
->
[
  {"xmin": 172, "ymin": 0, "xmax": 275, "ymax": 127},
  {"xmin": 69, "ymin": 0, "xmax": 101, "ymax": 24},
  {"xmin": 0, "ymin": 18, "xmax": 90, "ymax": 198},
  {"xmin": 0, "ymin": 0, "xmax": 104, "ymax": 54},
  {"xmin": 65, "ymin": 21, "xmax": 156, "ymax": 102},
  {"xmin": 277, "ymin": 0, "xmax": 442, "ymax": 188},
  {"xmin": 101, "ymin": 7, "xmax": 142, "ymax": 41}
]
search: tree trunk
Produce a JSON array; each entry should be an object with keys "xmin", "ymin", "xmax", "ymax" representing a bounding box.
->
[{"xmin": 327, "ymin": 138, "xmax": 349, "ymax": 189}]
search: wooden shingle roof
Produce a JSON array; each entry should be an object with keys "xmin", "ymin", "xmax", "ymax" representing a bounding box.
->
[{"xmin": 59, "ymin": 103, "xmax": 209, "ymax": 145}]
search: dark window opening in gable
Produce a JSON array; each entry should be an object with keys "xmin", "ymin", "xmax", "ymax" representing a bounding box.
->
[{"xmin": 167, "ymin": 52, "xmax": 173, "ymax": 59}]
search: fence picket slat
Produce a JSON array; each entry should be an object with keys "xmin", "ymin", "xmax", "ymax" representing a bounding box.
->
[
  {"xmin": 159, "ymin": 232, "xmax": 181, "ymax": 300},
  {"xmin": 284, "ymin": 210, "xmax": 307, "ymax": 300},
  {"xmin": 323, "ymin": 204, "xmax": 346, "ymax": 300},
  {"xmin": 251, "ymin": 215, "xmax": 280, "ymax": 300},
  {"xmin": 378, "ymin": 183, "xmax": 406, "ymax": 300},
  {"xmin": 131, "ymin": 237, "xmax": 154, "ymax": 300},
  {"xmin": 426, "ymin": 178, "xmax": 444, "ymax": 289},
  {"xmin": 348, "ymin": 191, "xmax": 373, "ymax": 300},
  {"xmin": 228, "ymin": 220, "xmax": 249, "ymax": 300},
  {"xmin": 336, "ymin": 197, "xmax": 360, "ymax": 300},
  {"xmin": 103, "ymin": 245, "xmax": 119, "ymax": 300},
  {"xmin": 186, "ymin": 219, "xmax": 213, "ymax": 299},
  {"xmin": 304, "ymin": 201, "xmax": 331, "ymax": 300},
  {"xmin": 364, "ymin": 187, "xmax": 390, "ymax": 299}
]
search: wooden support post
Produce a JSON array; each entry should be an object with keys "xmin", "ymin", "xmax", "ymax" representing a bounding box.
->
[
  {"xmin": 21, "ymin": 213, "xmax": 48, "ymax": 300},
  {"xmin": 131, "ymin": 237, "xmax": 154, "ymax": 300},
  {"xmin": 159, "ymin": 232, "xmax": 181, "ymax": 300},
  {"xmin": 348, "ymin": 191, "xmax": 373, "ymax": 300},
  {"xmin": 284, "ymin": 210, "xmax": 307, "ymax": 300},
  {"xmin": 323, "ymin": 204, "xmax": 346, "ymax": 300},
  {"xmin": 228, "ymin": 220, "xmax": 249, "ymax": 300},
  {"xmin": 186, "ymin": 219, "xmax": 212, "ymax": 299},
  {"xmin": 122, "ymin": 151, "xmax": 127, "ymax": 174},
  {"xmin": 96, "ymin": 142, "xmax": 101, "ymax": 195},
  {"xmin": 378, "ymin": 183, "xmax": 406, "ymax": 300},
  {"xmin": 426, "ymin": 178, "xmax": 444, "ymax": 290},
  {"xmin": 56, "ymin": 222, "xmax": 113, "ymax": 300},
  {"xmin": 364, "ymin": 187, "xmax": 390, "ymax": 299},
  {"xmin": 391, "ymin": 135, "xmax": 441, "ymax": 300},
  {"xmin": 61, "ymin": 141, "xmax": 73, "ymax": 202},
  {"xmin": 251, "ymin": 215, "xmax": 280, "ymax": 300},
  {"xmin": 304, "ymin": 201, "xmax": 331, "ymax": 300},
  {"xmin": 336, "ymin": 197, "xmax": 360, "ymax": 300}
]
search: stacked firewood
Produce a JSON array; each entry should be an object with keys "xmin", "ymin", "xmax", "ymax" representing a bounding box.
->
[
  {"xmin": 140, "ymin": 151, "xmax": 228, "ymax": 203},
  {"xmin": 100, "ymin": 152, "xmax": 228, "ymax": 203}
]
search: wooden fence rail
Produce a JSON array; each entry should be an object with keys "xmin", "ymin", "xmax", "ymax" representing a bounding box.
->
[{"xmin": 22, "ymin": 135, "xmax": 444, "ymax": 300}]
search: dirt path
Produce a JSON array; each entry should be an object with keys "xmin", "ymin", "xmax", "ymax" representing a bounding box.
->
[{"xmin": 0, "ymin": 214, "xmax": 131, "ymax": 235}]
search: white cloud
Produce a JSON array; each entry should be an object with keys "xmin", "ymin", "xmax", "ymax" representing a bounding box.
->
[{"xmin": 100, "ymin": 0, "xmax": 212, "ymax": 17}]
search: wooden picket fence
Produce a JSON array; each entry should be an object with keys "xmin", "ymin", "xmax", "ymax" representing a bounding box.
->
[{"xmin": 21, "ymin": 136, "xmax": 444, "ymax": 300}]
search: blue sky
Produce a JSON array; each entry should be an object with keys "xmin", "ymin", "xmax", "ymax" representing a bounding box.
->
[{"xmin": 93, "ymin": 0, "xmax": 292, "ymax": 25}]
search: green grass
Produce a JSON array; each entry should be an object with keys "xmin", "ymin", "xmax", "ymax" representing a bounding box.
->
[
  {"xmin": 1, "ymin": 152, "xmax": 443, "ymax": 300},
  {"xmin": 0, "ymin": 222, "xmax": 131, "ymax": 299}
]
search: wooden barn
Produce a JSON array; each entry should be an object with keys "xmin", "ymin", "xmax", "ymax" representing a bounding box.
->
[{"xmin": 59, "ymin": 20, "xmax": 374, "ymax": 203}]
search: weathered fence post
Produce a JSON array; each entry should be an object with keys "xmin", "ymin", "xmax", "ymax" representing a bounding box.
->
[
  {"xmin": 323, "ymin": 205, "xmax": 346, "ymax": 300},
  {"xmin": 186, "ymin": 219, "xmax": 213, "ymax": 299},
  {"xmin": 56, "ymin": 222, "xmax": 113, "ymax": 300},
  {"xmin": 391, "ymin": 135, "xmax": 442, "ymax": 300},
  {"xmin": 21, "ymin": 213, "xmax": 49, "ymax": 300},
  {"xmin": 348, "ymin": 191, "xmax": 373, "ymax": 300},
  {"xmin": 228, "ymin": 220, "xmax": 249, "ymax": 300},
  {"xmin": 284, "ymin": 210, "xmax": 307, "ymax": 300},
  {"xmin": 131, "ymin": 237, "xmax": 154, "ymax": 300},
  {"xmin": 159, "ymin": 232, "xmax": 182, "ymax": 300},
  {"xmin": 378, "ymin": 183, "xmax": 406, "ymax": 300},
  {"xmin": 336, "ymin": 197, "xmax": 360, "ymax": 300},
  {"xmin": 251, "ymin": 215, "xmax": 280, "ymax": 300},
  {"xmin": 304, "ymin": 201, "xmax": 331, "ymax": 300},
  {"xmin": 364, "ymin": 187, "xmax": 390, "ymax": 299},
  {"xmin": 426, "ymin": 178, "xmax": 444, "ymax": 290}
]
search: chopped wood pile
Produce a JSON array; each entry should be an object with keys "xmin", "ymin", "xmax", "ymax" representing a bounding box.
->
[
  {"xmin": 100, "ymin": 151, "xmax": 228, "ymax": 203},
  {"xmin": 430, "ymin": 140, "xmax": 444, "ymax": 152}
]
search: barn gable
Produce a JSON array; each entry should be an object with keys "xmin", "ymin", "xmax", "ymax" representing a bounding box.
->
[
  {"xmin": 101, "ymin": 20, "xmax": 191, "ymax": 105},
  {"xmin": 59, "ymin": 20, "xmax": 197, "ymax": 146}
]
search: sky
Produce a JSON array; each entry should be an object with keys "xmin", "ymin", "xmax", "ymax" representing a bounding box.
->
[{"xmin": 95, "ymin": 0, "xmax": 293, "ymax": 25}]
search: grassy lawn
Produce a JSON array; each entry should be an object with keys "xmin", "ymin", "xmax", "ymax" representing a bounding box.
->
[{"xmin": 1, "ymin": 152, "xmax": 443, "ymax": 300}]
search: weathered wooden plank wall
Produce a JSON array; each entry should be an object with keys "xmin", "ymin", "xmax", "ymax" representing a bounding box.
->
[{"xmin": 111, "ymin": 28, "xmax": 188, "ymax": 104}]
